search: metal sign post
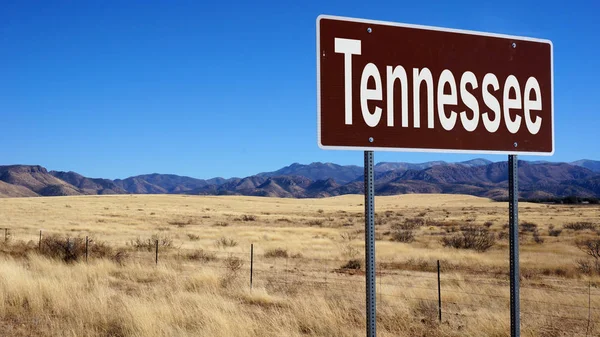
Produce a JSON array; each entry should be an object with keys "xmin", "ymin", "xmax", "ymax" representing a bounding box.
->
[
  {"xmin": 364, "ymin": 151, "xmax": 376, "ymax": 337},
  {"xmin": 317, "ymin": 15, "xmax": 553, "ymax": 337},
  {"xmin": 508, "ymin": 155, "xmax": 520, "ymax": 337}
]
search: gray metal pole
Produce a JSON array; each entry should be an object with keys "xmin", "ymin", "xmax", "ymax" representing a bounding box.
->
[
  {"xmin": 508, "ymin": 155, "xmax": 520, "ymax": 337},
  {"xmin": 364, "ymin": 151, "xmax": 376, "ymax": 337}
]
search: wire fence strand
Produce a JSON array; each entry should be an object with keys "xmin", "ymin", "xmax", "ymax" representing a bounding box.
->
[{"xmin": 1, "ymin": 230, "xmax": 599, "ymax": 335}]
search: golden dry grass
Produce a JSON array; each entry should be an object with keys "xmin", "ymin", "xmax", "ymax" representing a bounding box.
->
[{"xmin": 0, "ymin": 194, "xmax": 599, "ymax": 336}]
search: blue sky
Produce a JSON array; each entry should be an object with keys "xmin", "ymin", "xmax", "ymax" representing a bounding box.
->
[{"xmin": 1, "ymin": 1, "xmax": 598, "ymax": 179}]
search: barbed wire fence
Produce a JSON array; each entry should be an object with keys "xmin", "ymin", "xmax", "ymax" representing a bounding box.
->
[{"xmin": 0, "ymin": 227, "xmax": 598, "ymax": 335}]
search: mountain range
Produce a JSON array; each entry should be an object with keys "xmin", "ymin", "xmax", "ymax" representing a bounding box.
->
[{"xmin": 0, "ymin": 159, "xmax": 598, "ymax": 200}]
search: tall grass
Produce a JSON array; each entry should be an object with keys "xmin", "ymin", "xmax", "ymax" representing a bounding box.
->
[
  {"xmin": 0, "ymin": 194, "xmax": 598, "ymax": 336},
  {"xmin": 0, "ymin": 253, "xmax": 596, "ymax": 336}
]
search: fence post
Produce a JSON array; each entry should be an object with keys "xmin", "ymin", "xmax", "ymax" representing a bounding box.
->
[
  {"xmin": 155, "ymin": 240, "xmax": 159, "ymax": 265},
  {"xmin": 4, "ymin": 228, "xmax": 7, "ymax": 242},
  {"xmin": 39, "ymin": 230, "xmax": 42, "ymax": 250},
  {"xmin": 85, "ymin": 236, "xmax": 89, "ymax": 263},
  {"xmin": 437, "ymin": 260, "xmax": 442, "ymax": 323},
  {"xmin": 250, "ymin": 243, "xmax": 254, "ymax": 290}
]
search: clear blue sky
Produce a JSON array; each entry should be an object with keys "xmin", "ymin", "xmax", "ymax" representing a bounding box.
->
[{"xmin": 1, "ymin": 1, "xmax": 598, "ymax": 179}]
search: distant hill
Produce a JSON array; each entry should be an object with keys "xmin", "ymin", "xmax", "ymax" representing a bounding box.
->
[
  {"xmin": 0, "ymin": 180, "xmax": 38, "ymax": 198},
  {"xmin": 0, "ymin": 165, "xmax": 80, "ymax": 196},
  {"xmin": 374, "ymin": 158, "xmax": 492, "ymax": 173},
  {"xmin": 0, "ymin": 160, "xmax": 598, "ymax": 200},
  {"xmin": 369, "ymin": 161, "xmax": 598, "ymax": 200},
  {"xmin": 572, "ymin": 160, "xmax": 600, "ymax": 172},
  {"xmin": 50, "ymin": 171, "xmax": 126, "ymax": 195},
  {"xmin": 113, "ymin": 174, "xmax": 211, "ymax": 194},
  {"xmin": 189, "ymin": 161, "xmax": 598, "ymax": 199},
  {"xmin": 258, "ymin": 159, "xmax": 493, "ymax": 183},
  {"xmin": 258, "ymin": 162, "xmax": 362, "ymax": 184}
]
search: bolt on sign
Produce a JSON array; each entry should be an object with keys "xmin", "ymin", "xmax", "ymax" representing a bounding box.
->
[{"xmin": 317, "ymin": 15, "xmax": 554, "ymax": 155}]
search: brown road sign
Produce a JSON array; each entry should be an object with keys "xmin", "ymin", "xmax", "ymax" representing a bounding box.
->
[{"xmin": 317, "ymin": 15, "xmax": 554, "ymax": 155}]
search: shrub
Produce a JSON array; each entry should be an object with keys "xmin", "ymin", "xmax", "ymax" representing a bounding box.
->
[
  {"xmin": 520, "ymin": 221, "xmax": 538, "ymax": 233},
  {"xmin": 548, "ymin": 228, "xmax": 563, "ymax": 237},
  {"xmin": 565, "ymin": 222, "xmax": 597, "ymax": 231},
  {"xmin": 441, "ymin": 225, "xmax": 495, "ymax": 252},
  {"xmin": 187, "ymin": 249, "xmax": 217, "ymax": 263},
  {"xmin": 392, "ymin": 230, "xmax": 415, "ymax": 243},
  {"xmin": 394, "ymin": 218, "xmax": 425, "ymax": 231},
  {"xmin": 213, "ymin": 222, "xmax": 229, "ymax": 227},
  {"xmin": 154, "ymin": 233, "xmax": 173, "ymax": 247},
  {"xmin": 129, "ymin": 233, "xmax": 173, "ymax": 251},
  {"xmin": 341, "ymin": 259, "xmax": 361, "ymax": 270},
  {"xmin": 575, "ymin": 239, "xmax": 600, "ymax": 260},
  {"xmin": 444, "ymin": 226, "xmax": 459, "ymax": 233},
  {"xmin": 39, "ymin": 236, "xmax": 84, "ymax": 262},
  {"xmin": 341, "ymin": 244, "xmax": 360, "ymax": 260},
  {"xmin": 220, "ymin": 255, "xmax": 245, "ymax": 288},
  {"xmin": 129, "ymin": 237, "xmax": 149, "ymax": 250},
  {"xmin": 187, "ymin": 234, "xmax": 200, "ymax": 241},
  {"xmin": 533, "ymin": 230, "xmax": 544, "ymax": 244},
  {"xmin": 241, "ymin": 215, "xmax": 256, "ymax": 221},
  {"xmin": 374, "ymin": 214, "xmax": 387, "ymax": 226},
  {"xmin": 40, "ymin": 235, "xmax": 112, "ymax": 263},
  {"xmin": 113, "ymin": 249, "xmax": 129, "ymax": 266},
  {"xmin": 224, "ymin": 255, "xmax": 244, "ymax": 273},
  {"xmin": 576, "ymin": 259, "xmax": 597, "ymax": 275},
  {"xmin": 484, "ymin": 221, "xmax": 493, "ymax": 228},
  {"xmin": 169, "ymin": 220, "xmax": 189, "ymax": 227},
  {"xmin": 264, "ymin": 248, "xmax": 289, "ymax": 258},
  {"xmin": 307, "ymin": 220, "xmax": 324, "ymax": 227},
  {"xmin": 0, "ymin": 240, "xmax": 37, "ymax": 259},
  {"xmin": 340, "ymin": 232, "xmax": 358, "ymax": 242},
  {"xmin": 317, "ymin": 209, "xmax": 324, "ymax": 214},
  {"xmin": 425, "ymin": 219, "xmax": 445, "ymax": 227},
  {"xmin": 215, "ymin": 237, "xmax": 238, "ymax": 249}
]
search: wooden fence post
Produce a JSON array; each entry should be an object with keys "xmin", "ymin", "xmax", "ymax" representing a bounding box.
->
[{"xmin": 250, "ymin": 243, "xmax": 254, "ymax": 289}]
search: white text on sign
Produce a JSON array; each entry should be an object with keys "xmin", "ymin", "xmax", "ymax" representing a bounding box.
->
[{"xmin": 334, "ymin": 38, "xmax": 543, "ymax": 134}]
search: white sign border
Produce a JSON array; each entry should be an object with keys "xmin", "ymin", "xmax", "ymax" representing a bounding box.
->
[{"xmin": 316, "ymin": 14, "xmax": 555, "ymax": 156}]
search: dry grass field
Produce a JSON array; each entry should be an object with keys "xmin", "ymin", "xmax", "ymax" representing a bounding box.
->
[{"xmin": 0, "ymin": 194, "xmax": 599, "ymax": 336}]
